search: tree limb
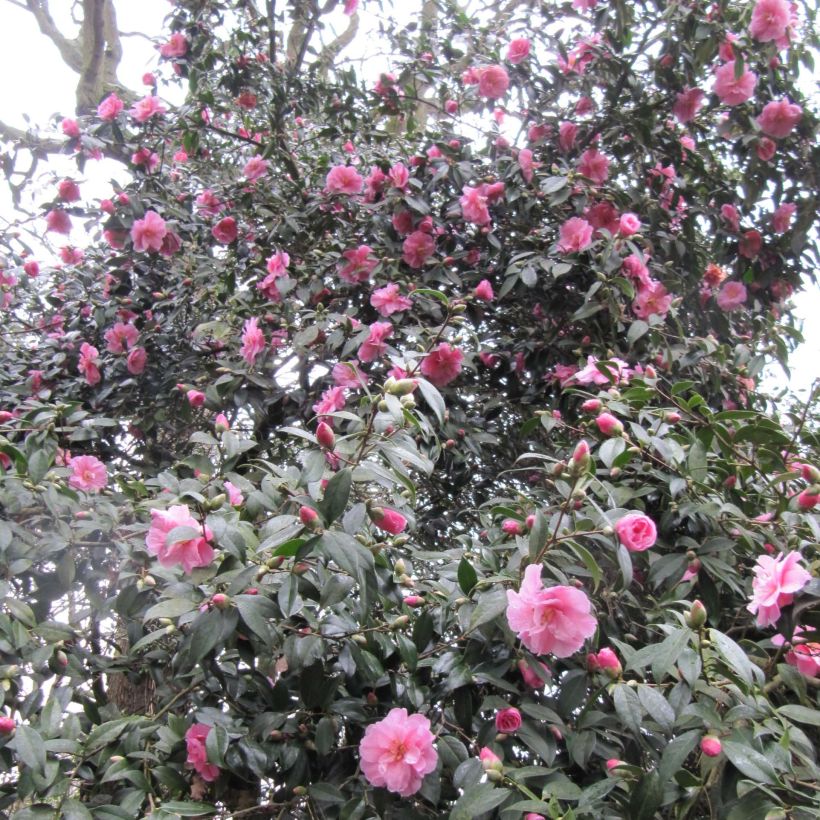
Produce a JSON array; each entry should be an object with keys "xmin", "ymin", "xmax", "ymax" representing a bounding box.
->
[
  {"xmin": 24, "ymin": 0, "xmax": 84, "ymax": 73},
  {"xmin": 315, "ymin": 12, "xmax": 359, "ymax": 78},
  {"xmin": 77, "ymin": 0, "xmax": 107, "ymax": 114}
]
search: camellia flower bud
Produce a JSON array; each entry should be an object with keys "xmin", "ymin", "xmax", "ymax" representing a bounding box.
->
[
  {"xmin": 299, "ymin": 506, "xmax": 319, "ymax": 527},
  {"xmin": 686, "ymin": 599, "xmax": 708, "ymax": 629},
  {"xmin": 214, "ymin": 413, "xmax": 230, "ymax": 433},
  {"xmin": 797, "ymin": 487, "xmax": 819, "ymax": 510},
  {"xmin": 316, "ymin": 421, "xmax": 335, "ymax": 449},
  {"xmin": 595, "ymin": 413, "xmax": 624, "ymax": 437},
  {"xmin": 700, "ymin": 736, "xmax": 722, "ymax": 757},
  {"xmin": 502, "ymin": 519, "xmax": 524, "ymax": 536},
  {"xmin": 569, "ymin": 440, "xmax": 591, "ymax": 475},
  {"xmin": 606, "ymin": 758, "xmax": 627, "ymax": 772},
  {"xmin": 479, "ymin": 746, "xmax": 503, "ymax": 772},
  {"xmin": 211, "ymin": 593, "xmax": 230, "ymax": 609},
  {"xmin": 581, "ymin": 398, "xmax": 602, "ymax": 413},
  {"xmin": 665, "ymin": 411, "xmax": 681, "ymax": 424},
  {"xmin": 0, "ymin": 716, "xmax": 15, "ymax": 734}
]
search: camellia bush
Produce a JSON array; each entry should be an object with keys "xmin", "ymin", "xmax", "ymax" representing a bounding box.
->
[{"xmin": 1, "ymin": 0, "xmax": 819, "ymax": 817}]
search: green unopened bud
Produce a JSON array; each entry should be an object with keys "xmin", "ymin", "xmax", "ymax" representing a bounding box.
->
[
  {"xmin": 292, "ymin": 786, "xmax": 307, "ymax": 796},
  {"xmin": 486, "ymin": 768, "xmax": 504, "ymax": 781},
  {"xmin": 352, "ymin": 634, "xmax": 368, "ymax": 646},
  {"xmin": 378, "ymin": 400, "xmax": 390, "ymax": 412},
  {"xmin": 390, "ymin": 615, "xmax": 410, "ymax": 629},
  {"xmin": 400, "ymin": 395, "xmax": 416, "ymax": 409},
  {"xmin": 394, "ymin": 558, "xmax": 407, "ymax": 575},
  {"xmin": 686, "ymin": 599, "xmax": 708, "ymax": 629},
  {"xmin": 388, "ymin": 378, "xmax": 417, "ymax": 396}
]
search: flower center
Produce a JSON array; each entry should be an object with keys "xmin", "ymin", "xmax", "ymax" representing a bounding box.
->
[{"xmin": 388, "ymin": 740, "xmax": 407, "ymax": 762}]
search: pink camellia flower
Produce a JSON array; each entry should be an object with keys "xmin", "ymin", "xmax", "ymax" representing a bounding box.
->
[
  {"xmin": 747, "ymin": 550, "xmax": 811, "ymax": 627},
  {"xmin": 212, "ymin": 216, "xmax": 238, "ymax": 244},
  {"xmin": 595, "ymin": 413, "xmax": 623, "ymax": 436},
  {"xmin": 241, "ymin": 317, "xmax": 266, "ymax": 366},
  {"xmin": 573, "ymin": 0, "xmax": 598, "ymax": 9},
  {"xmin": 196, "ymin": 189, "xmax": 223, "ymax": 215},
  {"xmin": 460, "ymin": 185, "xmax": 491, "ymax": 226},
  {"xmin": 721, "ymin": 204, "xmax": 740, "ymax": 232},
  {"xmin": 78, "ymin": 343, "xmax": 101, "ymax": 386},
  {"xmin": 588, "ymin": 647, "xmax": 621, "ymax": 677},
  {"xmin": 518, "ymin": 148, "xmax": 534, "ymax": 183},
  {"xmin": 332, "ymin": 361, "xmax": 367, "ymax": 389},
  {"xmin": 104, "ymin": 322, "xmax": 139, "ymax": 354},
  {"xmin": 58, "ymin": 179, "xmax": 81, "ymax": 202},
  {"xmin": 160, "ymin": 32, "xmax": 189, "ymax": 58},
  {"xmin": 772, "ymin": 203, "xmax": 796, "ymax": 233},
  {"xmin": 344, "ymin": 0, "xmax": 359, "ymax": 15},
  {"xmin": 23, "ymin": 260, "xmax": 39, "ymax": 278},
  {"xmin": 388, "ymin": 162, "xmax": 410, "ymax": 190},
  {"xmin": 474, "ymin": 280, "xmax": 494, "ymax": 301},
  {"xmin": 517, "ymin": 659, "xmax": 551, "ymax": 688},
  {"xmin": 359, "ymin": 708, "xmax": 437, "ymax": 797},
  {"xmin": 97, "ymin": 93, "xmax": 124, "ymax": 121},
  {"xmin": 146, "ymin": 504, "xmax": 215, "ymax": 573},
  {"xmin": 587, "ymin": 201, "xmax": 620, "ymax": 235},
  {"xmin": 615, "ymin": 512, "xmax": 657, "ymax": 552},
  {"xmin": 739, "ymin": 229, "xmax": 762, "ymax": 259},
  {"xmin": 558, "ymin": 121, "xmax": 577, "ymax": 153},
  {"xmin": 673, "ymin": 88, "xmax": 705, "ymax": 124},
  {"xmin": 757, "ymin": 99, "xmax": 802, "ymax": 138},
  {"xmin": 68, "ymin": 455, "xmax": 108, "ymax": 492},
  {"xmin": 325, "ymin": 165, "xmax": 364, "ymax": 195},
  {"xmin": 243, "ymin": 156, "xmax": 269, "ymax": 181},
  {"xmin": 506, "ymin": 565, "xmax": 597, "ymax": 657},
  {"xmin": 797, "ymin": 488, "xmax": 819, "ymax": 510},
  {"xmin": 339, "ymin": 245, "xmax": 378, "ymax": 284},
  {"xmin": 574, "ymin": 355, "xmax": 631, "ymax": 386},
  {"xmin": 46, "ymin": 209, "xmax": 72, "ymax": 235},
  {"xmin": 130, "ymin": 95, "xmax": 167, "ymax": 123},
  {"xmin": 127, "ymin": 347, "xmax": 147, "ymax": 375},
  {"xmin": 479, "ymin": 746, "xmax": 502, "ymax": 771},
  {"xmin": 786, "ymin": 642, "xmax": 820, "ymax": 678},
  {"xmin": 131, "ymin": 211, "xmax": 168, "ymax": 253},
  {"xmin": 402, "ymin": 230, "xmax": 435, "ymax": 268},
  {"xmin": 224, "ymin": 481, "xmax": 244, "ymax": 506},
  {"xmin": 716, "ymin": 281, "xmax": 747, "ymax": 311},
  {"xmin": 62, "ymin": 118, "xmax": 80, "ymax": 138},
  {"xmin": 507, "ymin": 38, "xmax": 531, "ymax": 64},
  {"xmin": 160, "ymin": 231, "xmax": 182, "ymax": 257},
  {"xmin": 358, "ymin": 321, "xmax": 393, "ymax": 363},
  {"xmin": 313, "ymin": 385, "xmax": 347, "ymax": 422},
  {"xmin": 700, "ymin": 736, "xmax": 722, "ymax": 757},
  {"xmin": 420, "ymin": 343, "xmax": 463, "ymax": 386},
  {"xmin": 0, "ymin": 716, "xmax": 15, "ymax": 734},
  {"xmin": 370, "ymin": 507, "xmax": 407, "ymax": 534},
  {"xmin": 185, "ymin": 724, "xmax": 220, "ymax": 782},
  {"xmin": 713, "ymin": 61, "xmax": 757, "ymax": 106},
  {"xmin": 495, "ymin": 707, "xmax": 522, "ymax": 734},
  {"xmin": 577, "ymin": 148, "xmax": 610, "ymax": 184},
  {"xmin": 557, "ymin": 217, "xmax": 594, "ymax": 253},
  {"xmin": 618, "ymin": 213, "xmax": 641, "ymax": 236},
  {"xmin": 371, "ymin": 283, "xmax": 412, "ymax": 316},
  {"xmin": 633, "ymin": 280, "xmax": 672, "ymax": 320},
  {"xmin": 757, "ymin": 137, "xmax": 777, "ymax": 161},
  {"xmin": 478, "ymin": 65, "xmax": 510, "ymax": 99},
  {"xmin": 749, "ymin": 0, "xmax": 791, "ymax": 42}
]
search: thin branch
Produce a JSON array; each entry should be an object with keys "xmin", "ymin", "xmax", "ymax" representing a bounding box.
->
[
  {"xmin": 24, "ymin": 0, "xmax": 84, "ymax": 73},
  {"xmin": 266, "ymin": 0, "xmax": 276, "ymax": 63},
  {"xmin": 315, "ymin": 12, "xmax": 359, "ymax": 78}
]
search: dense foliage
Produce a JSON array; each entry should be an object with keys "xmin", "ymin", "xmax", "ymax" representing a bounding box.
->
[{"xmin": 1, "ymin": 0, "xmax": 819, "ymax": 818}]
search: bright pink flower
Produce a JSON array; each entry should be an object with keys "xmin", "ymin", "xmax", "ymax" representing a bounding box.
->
[
  {"xmin": 495, "ymin": 707, "xmax": 522, "ymax": 734},
  {"xmin": 78, "ymin": 343, "xmax": 101, "ymax": 386},
  {"xmin": 589, "ymin": 647, "xmax": 621, "ymax": 676},
  {"xmin": 420, "ymin": 343, "xmax": 463, "ymax": 386},
  {"xmin": 700, "ymin": 736, "xmax": 722, "ymax": 757},
  {"xmin": 23, "ymin": 260, "xmax": 39, "ymax": 278},
  {"xmin": 478, "ymin": 65, "xmax": 510, "ymax": 98},
  {"xmin": 196, "ymin": 189, "xmax": 223, "ymax": 215},
  {"xmin": 243, "ymin": 156, "xmax": 269, "ymax": 181},
  {"xmin": 558, "ymin": 121, "xmax": 578, "ymax": 152},
  {"xmin": 402, "ymin": 231, "xmax": 435, "ymax": 268},
  {"xmin": 325, "ymin": 165, "xmax": 364, "ymax": 195},
  {"xmin": 574, "ymin": 355, "xmax": 630, "ymax": 386},
  {"xmin": 130, "ymin": 95, "xmax": 167, "ymax": 123},
  {"xmin": 212, "ymin": 216, "xmax": 238, "ymax": 244},
  {"xmin": 721, "ymin": 204, "xmax": 740, "ymax": 232},
  {"xmin": 785, "ymin": 643, "xmax": 820, "ymax": 678},
  {"xmin": 388, "ymin": 162, "xmax": 410, "ymax": 190},
  {"xmin": 58, "ymin": 179, "xmax": 81, "ymax": 202},
  {"xmin": 573, "ymin": 0, "xmax": 598, "ymax": 9},
  {"xmin": 69, "ymin": 455, "xmax": 108, "ymax": 492},
  {"xmin": 339, "ymin": 245, "xmax": 378, "ymax": 284},
  {"xmin": 633, "ymin": 280, "xmax": 672, "ymax": 319},
  {"xmin": 185, "ymin": 724, "xmax": 220, "ymax": 782},
  {"xmin": 474, "ymin": 280, "xmax": 494, "ymax": 301},
  {"xmin": 673, "ymin": 88, "xmax": 705, "ymax": 123},
  {"xmin": 479, "ymin": 746, "xmax": 502, "ymax": 770},
  {"xmin": 518, "ymin": 148, "xmax": 534, "ymax": 183},
  {"xmin": 358, "ymin": 321, "xmax": 393, "ymax": 363},
  {"xmin": 518, "ymin": 659, "xmax": 551, "ymax": 688},
  {"xmin": 359, "ymin": 708, "xmax": 437, "ymax": 797},
  {"xmin": 344, "ymin": 0, "xmax": 359, "ymax": 15},
  {"xmin": 127, "ymin": 347, "xmax": 147, "ymax": 375},
  {"xmin": 502, "ymin": 519, "xmax": 524, "ymax": 536},
  {"xmin": 460, "ymin": 186, "xmax": 491, "ymax": 226},
  {"xmin": 618, "ymin": 213, "xmax": 641, "ymax": 236},
  {"xmin": 615, "ymin": 513, "xmax": 657, "ymax": 552},
  {"xmin": 332, "ymin": 361, "xmax": 367, "ymax": 389},
  {"xmin": 757, "ymin": 137, "xmax": 777, "ymax": 161},
  {"xmin": 371, "ymin": 283, "xmax": 412, "ymax": 316},
  {"xmin": 557, "ymin": 217, "xmax": 594, "ymax": 253},
  {"xmin": 747, "ymin": 550, "xmax": 811, "ymax": 627},
  {"xmin": 371, "ymin": 507, "xmax": 407, "ymax": 534},
  {"xmin": 713, "ymin": 61, "xmax": 757, "ymax": 106},
  {"xmin": 241, "ymin": 317, "xmax": 266, "ymax": 366},
  {"xmin": 131, "ymin": 211, "xmax": 168, "ymax": 253},
  {"xmin": 60, "ymin": 246, "xmax": 85, "ymax": 265},
  {"xmin": 224, "ymin": 480, "xmax": 244, "ymax": 506},
  {"xmin": 716, "ymin": 281, "xmax": 747, "ymax": 311},
  {"xmin": 146, "ymin": 504, "xmax": 215, "ymax": 573},
  {"xmin": 160, "ymin": 32, "xmax": 189, "ymax": 58},
  {"xmin": 739, "ymin": 230, "xmax": 762, "ymax": 259},
  {"xmin": 62, "ymin": 118, "xmax": 80, "ymax": 138},
  {"xmin": 313, "ymin": 386, "xmax": 347, "ymax": 422},
  {"xmin": 506, "ymin": 564, "xmax": 597, "ymax": 657},
  {"xmin": 595, "ymin": 413, "xmax": 623, "ymax": 436},
  {"xmin": 507, "ymin": 38, "xmax": 531, "ymax": 64},
  {"xmin": 757, "ymin": 99, "xmax": 802, "ymax": 138},
  {"xmin": 186, "ymin": 390, "xmax": 206, "ymax": 408},
  {"xmin": 577, "ymin": 148, "xmax": 610, "ymax": 184},
  {"xmin": 104, "ymin": 322, "xmax": 139, "ymax": 354},
  {"xmin": 528, "ymin": 123, "xmax": 549, "ymax": 143},
  {"xmin": 750, "ymin": 0, "xmax": 791, "ymax": 42},
  {"xmin": 587, "ymin": 201, "xmax": 620, "ymax": 235},
  {"xmin": 97, "ymin": 93, "xmax": 124, "ymax": 121},
  {"xmin": 46, "ymin": 209, "xmax": 72, "ymax": 235},
  {"xmin": 797, "ymin": 489, "xmax": 819, "ymax": 510}
]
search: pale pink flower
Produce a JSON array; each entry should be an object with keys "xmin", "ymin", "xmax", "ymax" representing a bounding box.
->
[
  {"xmin": 127, "ymin": 347, "xmax": 147, "ymax": 375},
  {"xmin": 506, "ymin": 38, "xmax": 531, "ymax": 64},
  {"xmin": 339, "ymin": 245, "xmax": 378, "ymax": 284},
  {"xmin": 78, "ymin": 343, "xmax": 101, "ymax": 386},
  {"xmin": 786, "ymin": 643, "xmax": 820, "ymax": 678},
  {"xmin": 747, "ymin": 551, "xmax": 811, "ymax": 627},
  {"xmin": 185, "ymin": 724, "xmax": 220, "ymax": 782},
  {"xmin": 474, "ymin": 280, "xmax": 494, "ymax": 301},
  {"xmin": 402, "ymin": 231, "xmax": 435, "ymax": 268},
  {"xmin": 506, "ymin": 564, "xmax": 597, "ymax": 657},
  {"xmin": 388, "ymin": 162, "xmax": 410, "ymax": 190},
  {"xmin": 588, "ymin": 647, "xmax": 621, "ymax": 676},
  {"xmin": 757, "ymin": 137, "xmax": 777, "ymax": 161},
  {"xmin": 595, "ymin": 413, "xmax": 623, "ymax": 436},
  {"xmin": 224, "ymin": 481, "xmax": 244, "ymax": 506},
  {"xmin": 195, "ymin": 189, "xmax": 223, "ymax": 215},
  {"xmin": 587, "ymin": 201, "xmax": 620, "ymax": 235},
  {"xmin": 325, "ymin": 165, "xmax": 364, "ymax": 195},
  {"xmin": 772, "ymin": 203, "xmax": 796, "ymax": 233},
  {"xmin": 104, "ymin": 322, "xmax": 139, "ymax": 354},
  {"xmin": 359, "ymin": 708, "xmax": 437, "ymax": 796},
  {"xmin": 632, "ymin": 280, "xmax": 672, "ymax": 319},
  {"xmin": 618, "ymin": 213, "xmax": 641, "ymax": 236},
  {"xmin": 332, "ymin": 361, "xmax": 368, "ymax": 389},
  {"xmin": 518, "ymin": 659, "xmax": 551, "ymax": 688},
  {"xmin": 518, "ymin": 148, "xmax": 534, "ymax": 183},
  {"xmin": 97, "ymin": 93, "xmax": 124, "ymax": 121},
  {"xmin": 495, "ymin": 707, "xmax": 521, "ymax": 733},
  {"xmin": 146, "ymin": 504, "xmax": 215, "ymax": 573},
  {"xmin": 313, "ymin": 386, "xmax": 347, "ymax": 422},
  {"xmin": 212, "ymin": 216, "xmax": 238, "ymax": 244},
  {"xmin": 69, "ymin": 455, "xmax": 108, "ymax": 492},
  {"xmin": 243, "ymin": 156, "xmax": 269, "ymax": 181},
  {"xmin": 557, "ymin": 217, "xmax": 594, "ymax": 253},
  {"xmin": 186, "ymin": 390, "xmax": 206, "ymax": 408},
  {"xmin": 160, "ymin": 32, "xmax": 189, "ymax": 58},
  {"xmin": 131, "ymin": 211, "xmax": 168, "ymax": 253},
  {"xmin": 574, "ymin": 355, "xmax": 630, "ymax": 386},
  {"xmin": 716, "ymin": 281, "xmax": 747, "ymax": 311},
  {"xmin": 713, "ymin": 61, "xmax": 757, "ymax": 106},
  {"xmin": 358, "ymin": 321, "xmax": 393, "ymax": 363},
  {"xmin": 750, "ymin": 0, "xmax": 791, "ymax": 42},
  {"xmin": 371, "ymin": 283, "xmax": 412, "ymax": 316},
  {"xmin": 558, "ymin": 121, "xmax": 577, "ymax": 152},
  {"xmin": 720, "ymin": 204, "xmax": 741, "ymax": 232},
  {"xmin": 241, "ymin": 317, "xmax": 266, "ymax": 366},
  {"xmin": 46, "ymin": 209, "xmax": 72, "ymax": 235},
  {"xmin": 130, "ymin": 96, "xmax": 167, "ymax": 123},
  {"xmin": 479, "ymin": 746, "xmax": 502, "ymax": 770},
  {"xmin": 757, "ymin": 99, "xmax": 802, "ymax": 138},
  {"xmin": 478, "ymin": 65, "xmax": 510, "ymax": 98},
  {"xmin": 577, "ymin": 148, "xmax": 610, "ymax": 184},
  {"xmin": 420, "ymin": 343, "xmax": 463, "ymax": 386},
  {"xmin": 673, "ymin": 88, "xmax": 705, "ymax": 124},
  {"xmin": 460, "ymin": 185, "xmax": 491, "ymax": 226},
  {"xmin": 615, "ymin": 512, "xmax": 657, "ymax": 552}
]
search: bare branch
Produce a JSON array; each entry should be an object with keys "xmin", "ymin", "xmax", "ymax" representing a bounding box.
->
[
  {"xmin": 0, "ymin": 120, "xmax": 64, "ymax": 155},
  {"xmin": 24, "ymin": 0, "xmax": 84, "ymax": 73},
  {"xmin": 76, "ymin": 0, "xmax": 106, "ymax": 114},
  {"xmin": 266, "ymin": 0, "xmax": 276, "ymax": 63},
  {"xmin": 315, "ymin": 12, "xmax": 359, "ymax": 78}
]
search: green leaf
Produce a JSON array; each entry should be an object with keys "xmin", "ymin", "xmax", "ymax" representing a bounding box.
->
[
  {"xmin": 651, "ymin": 628, "xmax": 692, "ymax": 683},
  {"xmin": 321, "ymin": 530, "xmax": 374, "ymax": 577},
  {"xmin": 457, "ymin": 557, "xmax": 477, "ymax": 594},
  {"xmin": 565, "ymin": 540, "xmax": 602, "ymax": 592},
  {"xmin": 157, "ymin": 802, "xmax": 217, "ymax": 816},
  {"xmin": 687, "ymin": 439, "xmax": 708, "ymax": 482},
  {"xmin": 309, "ymin": 783, "xmax": 346, "ymax": 804},
  {"xmin": 416, "ymin": 378, "xmax": 446, "ymax": 425},
  {"xmin": 27, "ymin": 449, "xmax": 51, "ymax": 484},
  {"xmin": 319, "ymin": 468, "xmax": 352, "ymax": 525},
  {"xmin": 468, "ymin": 586, "xmax": 508, "ymax": 631},
  {"xmin": 130, "ymin": 628, "xmax": 171, "ymax": 654},
  {"xmin": 205, "ymin": 725, "xmax": 229, "ymax": 767},
  {"xmin": 629, "ymin": 770, "xmax": 663, "ymax": 820},
  {"xmin": 637, "ymin": 684, "xmax": 675, "ymax": 733},
  {"xmin": 527, "ymin": 510, "xmax": 548, "ymax": 559},
  {"xmin": 613, "ymin": 684, "xmax": 643, "ymax": 736},
  {"xmin": 449, "ymin": 782, "xmax": 511, "ymax": 819},
  {"xmin": 721, "ymin": 740, "xmax": 779, "ymax": 785},
  {"xmin": 235, "ymin": 594, "xmax": 276, "ymax": 642},
  {"xmin": 659, "ymin": 730, "xmax": 700, "ymax": 782},
  {"xmin": 12, "ymin": 725, "xmax": 47, "ymax": 774},
  {"xmin": 709, "ymin": 629, "xmax": 758, "ymax": 686},
  {"xmin": 144, "ymin": 598, "xmax": 198, "ymax": 620},
  {"xmin": 777, "ymin": 705, "xmax": 820, "ymax": 727}
]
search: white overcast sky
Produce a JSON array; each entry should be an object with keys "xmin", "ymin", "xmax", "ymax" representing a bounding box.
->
[{"xmin": 0, "ymin": 0, "xmax": 816, "ymax": 401}]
